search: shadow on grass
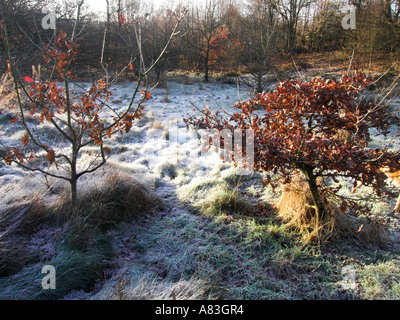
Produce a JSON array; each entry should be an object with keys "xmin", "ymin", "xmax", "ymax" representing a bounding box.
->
[
  {"xmin": 0, "ymin": 170, "xmax": 162, "ymax": 300},
  {"xmin": 1, "ymin": 165, "xmax": 400, "ymax": 300}
]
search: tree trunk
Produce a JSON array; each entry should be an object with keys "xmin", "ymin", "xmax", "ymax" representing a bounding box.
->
[
  {"xmin": 70, "ymin": 145, "xmax": 78, "ymax": 206},
  {"xmin": 257, "ymin": 71, "xmax": 263, "ymax": 94},
  {"xmin": 303, "ymin": 167, "xmax": 325, "ymax": 221},
  {"xmin": 70, "ymin": 177, "xmax": 77, "ymax": 207},
  {"xmin": 105, "ymin": 0, "xmax": 110, "ymax": 66},
  {"xmin": 205, "ymin": 55, "xmax": 209, "ymax": 82},
  {"xmin": 286, "ymin": 24, "xmax": 296, "ymax": 52}
]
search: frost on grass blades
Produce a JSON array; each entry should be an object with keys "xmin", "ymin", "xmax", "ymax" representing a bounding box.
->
[{"xmin": 148, "ymin": 119, "xmax": 254, "ymax": 176}]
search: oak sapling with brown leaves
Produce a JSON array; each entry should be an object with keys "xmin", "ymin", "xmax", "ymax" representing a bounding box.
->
[
  {"xmin": 185, "ymin": 71, "xmax": 400, "ymax": 221},
  {"xmin": 2, "ymin": 7, "xmax": 186, "ymax": 205},
  {"xmin": 3, "ymin": 31, "xmax": 149, "ymax": 205}
]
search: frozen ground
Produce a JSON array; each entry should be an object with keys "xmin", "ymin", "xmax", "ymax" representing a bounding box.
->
[
  {"xmin": 1, "ymin": 77, "xmax": 400, "ymax": 299},
  {"xmin": 0, "ymin": 79, "xmax": 266, "ymax": 299},
  {"xmin": 0, "ymin": 79, "xmax": 251, "ymax": 202}
]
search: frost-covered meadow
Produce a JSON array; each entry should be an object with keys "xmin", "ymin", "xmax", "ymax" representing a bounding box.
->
[
  {"xmin": 2, "ymin": 74, "xmax": 400, "ymax": 300},
  {"xmin": 0, "ymin": 76, "xmax": 252, "ymax": 205}
]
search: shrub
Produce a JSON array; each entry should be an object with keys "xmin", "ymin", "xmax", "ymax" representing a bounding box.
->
[{"xmin": 185, "ymin": 71, "xmax": 400, "ymax": 231}]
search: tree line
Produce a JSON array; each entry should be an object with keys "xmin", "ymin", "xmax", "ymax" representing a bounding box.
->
[{"xmin": 1, "ymin": 0, "xmax": 400, "ymax": 89}]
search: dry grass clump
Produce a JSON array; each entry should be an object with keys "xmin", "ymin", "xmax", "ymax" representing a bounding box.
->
[
  {"xmin": 0, "ymin": 71, "xmax": 32, "ymax": 111},
  {"xmin": 276, "ymin": 175, "xmax": 389, "ymax": 245},
  {"xmin": 199, "ymin": 186, "xmax": 253, "ymax": 218},
  {"xmin": 0, "ymin": 199, "xmax": 52, "ymax": 277},
  {"xmin": 100, "ymin": 272, "xmax": 215, "ymax": 300},
  {"xmin": 157, "ymin": 162, "xmax": 178, "ymax": 180},
  {"xmin": 55, "ymin": 172, "xmax": 163, "ymax": 231},
  {"xmin": 0, "ymin": 73, "xmax": 16, "ymax": 108},
  {"xmin": 0, "ymin": 236, "xmax": 35, "ymax": 278},
  {"xmin": 151, "ymin": 120, "xmax": 165, "ymax": 130},
  {"xmin": 0, "ymin": 170, "xmax": 162, "ymax": 299},
  {"xmin": 332, "ymin": 213, "xmax": 389, "ymax": 247},
  {"xmin": 276, "ymin": 176, "xmax": 337, "ymax": 243},
  {"xmin": 0, "ymin": 194, "xmax": 110, "ymax": 299},
  {"xmin": 357, "ymin": 220, "xmax": 389, "ymax": 247}
]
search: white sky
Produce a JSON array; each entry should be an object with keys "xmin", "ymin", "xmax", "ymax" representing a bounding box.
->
[{"xmin": 85, "ymin": 0, "xmax": 171, "ymax": 15}]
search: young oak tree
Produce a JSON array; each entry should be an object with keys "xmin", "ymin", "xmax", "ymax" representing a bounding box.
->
[
  {"xmin": 185, "ymin": 71, "xmax": 400, "ymax": 221},
  {"xmin": 1, "ymin": 4, "xmax": 185, "ymax": 205}
]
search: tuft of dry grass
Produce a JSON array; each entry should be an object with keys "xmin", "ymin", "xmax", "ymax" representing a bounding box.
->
[
  {"xmin": 0, "ymin": 73, "xmax": 16, "ymax": 108},
  {"xmin": 276, "ymin": 175, "xmax": 390, "ymax": 245},
  {"xmin": 0, "ymin": 170, "xmax": 162, "ymax": 299},
  {"xmin": 151, "ymin": 120, "xmax": 165, "ymax": 130},
  {"xmin": 276, "ymin": 176, "xmax": 335, "ymax": 243},
  {"xmin": 358, "ymin": 220, "xmax": 389, "ymax": 247},
  {"xmin": 54, "ymin": 171, "xmax": 163, "ymax": 230},
  {"xmin": 0, "ymin": 199, "xmax": 52, "ymax": 277},
  {"xmin": 199, "ymin": 186, "xmax": 253, "ymax": 218},
  {"xmin": 99, "ymin": 272, "xmax": 216, "ymax": 300}
]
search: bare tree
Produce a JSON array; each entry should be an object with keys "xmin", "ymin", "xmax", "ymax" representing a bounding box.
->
[
  {"xmin": 183, "ymin": 0, "xmax": 227, "ymax": 82},
  {"xmin": 241, "ymin": 0, "xmax": 281, "ymax": 93},
  {"xmin": 140, "ymin": 3, "xmax": 185, "ymax": 86},
  {"xmin": 273, "ymin": 0, "xmax": 311, "ymax": 52},
  {"xmin": 303, "ymin": 0, "xmax": 344, "ymax": 51}
]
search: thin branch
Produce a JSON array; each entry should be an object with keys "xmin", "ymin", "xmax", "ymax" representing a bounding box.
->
[
  {"xmin": 7, "ymin": 158, "xmax": 70, "ymax": 181},
  {"xmin": 71, "ymin": 0, "xmax": 84, "ymax": 41},
  {"xmin": 16, "ymin": 22, "xmax": 42, "ymax": 50}
]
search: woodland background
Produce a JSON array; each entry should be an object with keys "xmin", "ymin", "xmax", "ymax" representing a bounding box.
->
[{"xmin": 2, "ymin": 0, "xmax": 400, "ymax": 86}]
